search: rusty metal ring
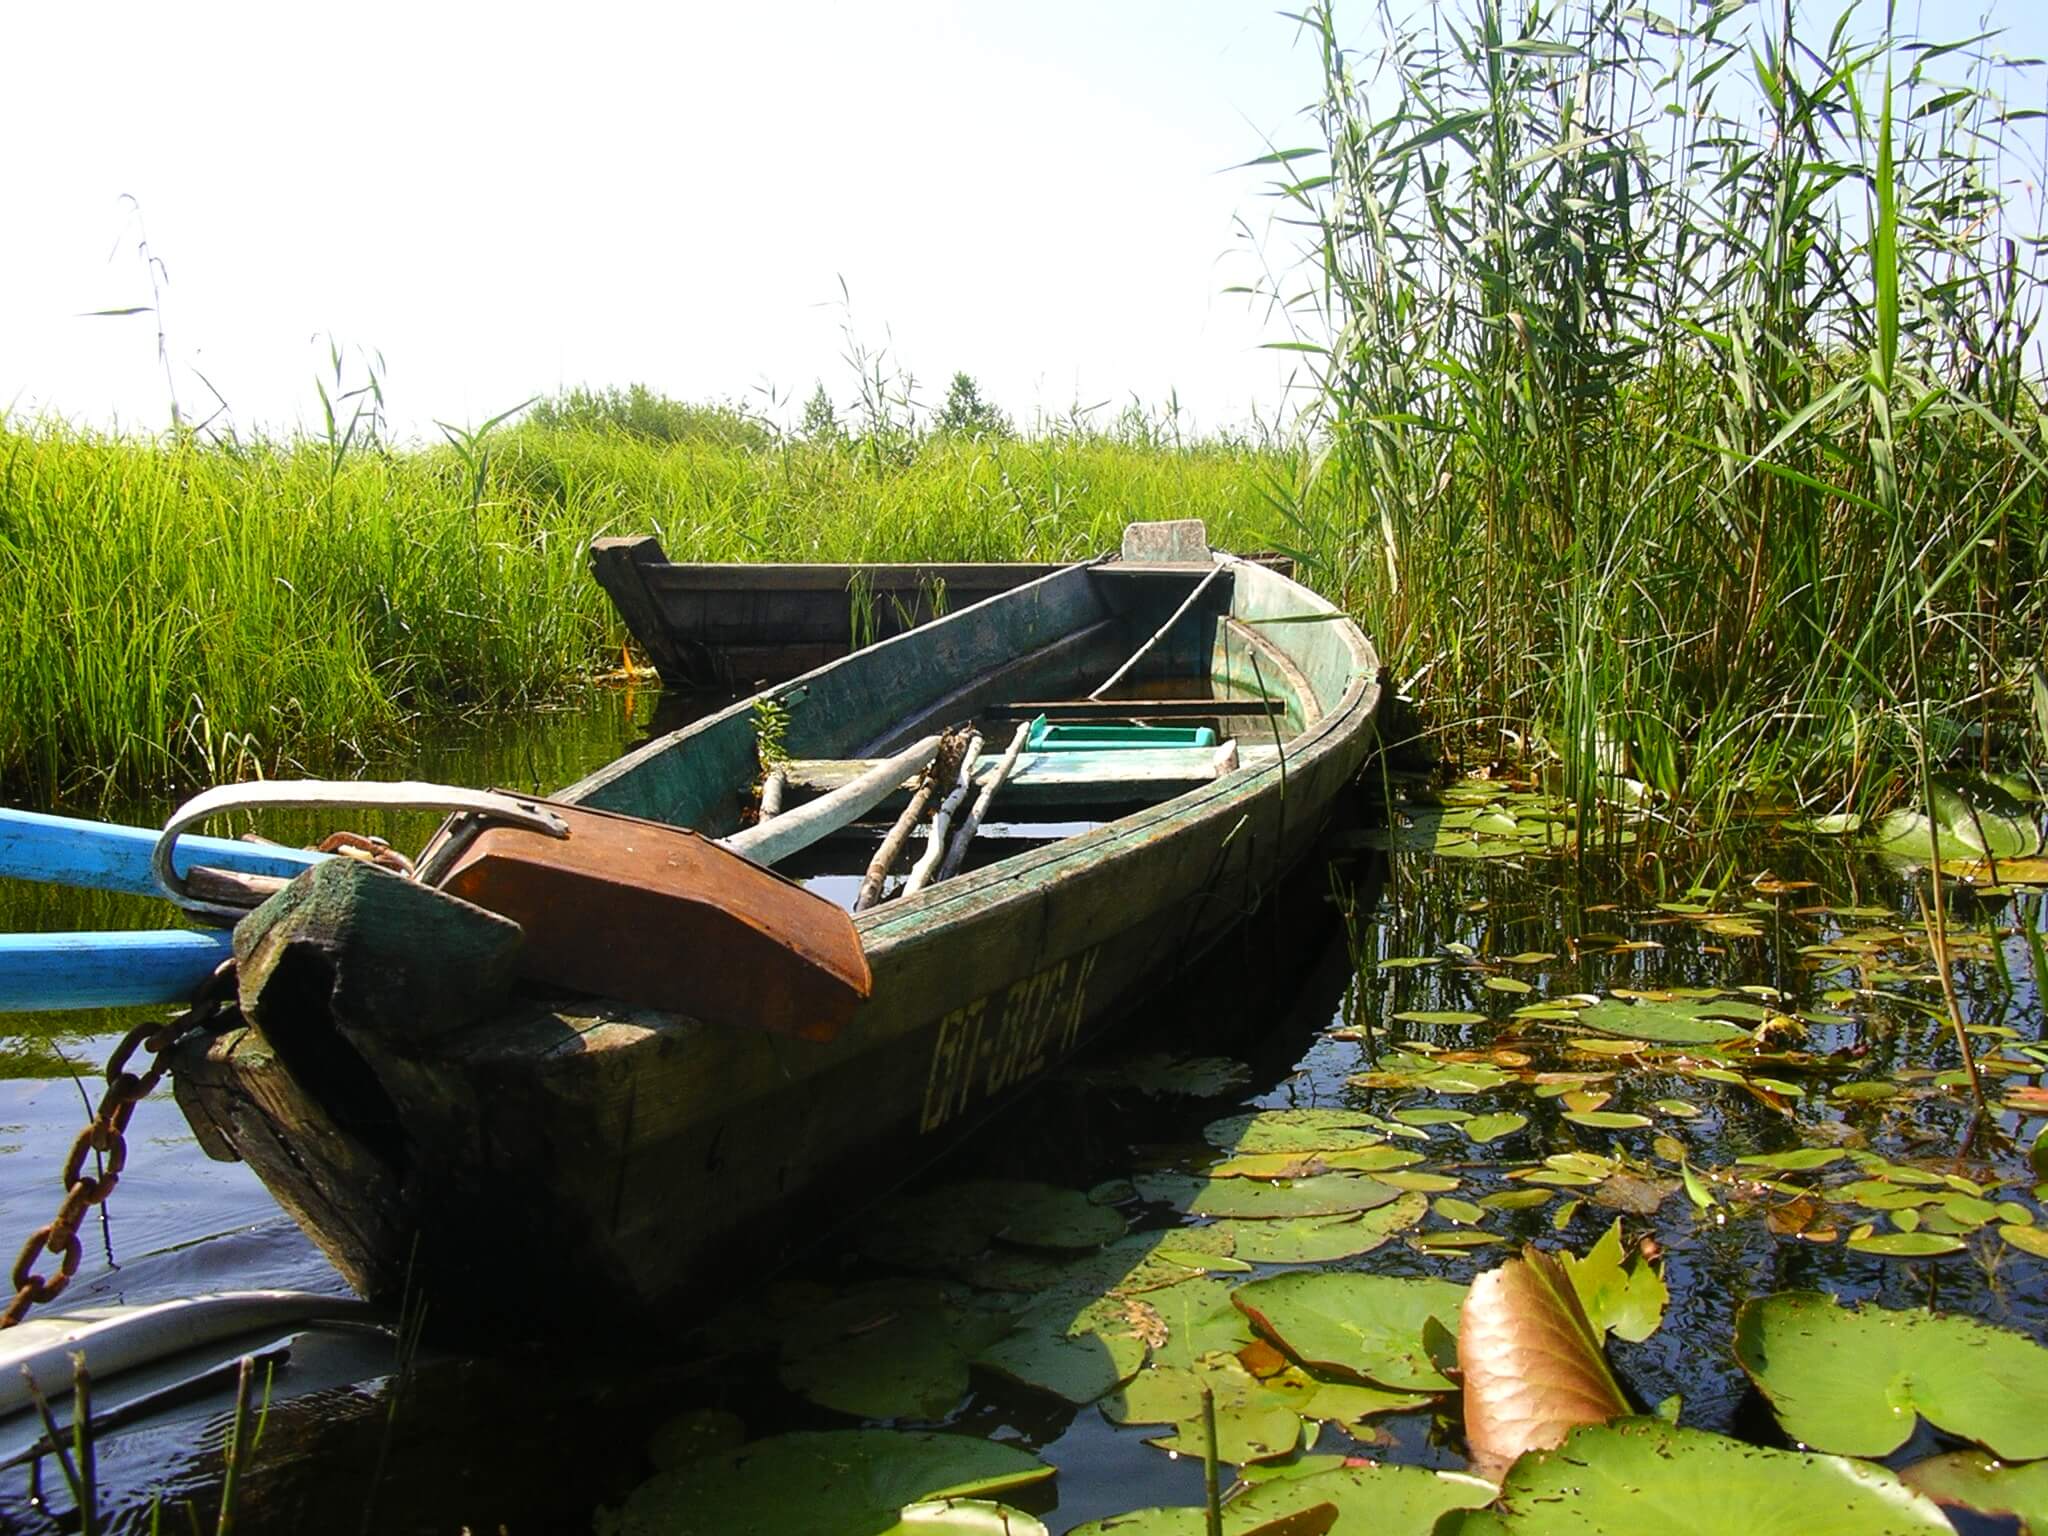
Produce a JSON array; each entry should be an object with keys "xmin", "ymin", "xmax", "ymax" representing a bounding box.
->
[{"xmin": 12, "ymin": 1225, "xmax": 57, "ymax": 1292}]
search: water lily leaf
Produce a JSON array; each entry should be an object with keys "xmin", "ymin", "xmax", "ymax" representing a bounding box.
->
[
  {"xmin": 1145, "ymin": 1398, "xmax": 1305, "ymax": 1465},
  {"xmin": 863, "ymin": 1180, "xmax": 1125, "ymax": 1268},
  {"xmin": 1069, "ymin": 1462, "xmax": 1491, "ymax": 1536},
  {"xmin": 1463, "ymin": 1112, "xmax": 1529, "ymax": 1144},
  {"xmin": 1459, "ymin": 1247, "xmax": 1631, "ymax": 1479},
  {"xmin": 1391, "ymin": 1009, "xmax": 1490, "ymax": 1025},
  {"xmin": 1230, "ymin": 1464, "xmax": 1491, "ymax": 1528},
  {"xmin": 1734, "ymin": 1291, "xmax": 2048, "ymax": 1458},
  {"xmin": 1203, "ymin": 1109, "xmax": 1391, "ymax": 1154},
  {"xmin": 1437, "ymin": 1419, "xmax": 1953, "ymax": 1535},
  {"xmin": 1105, "ymin": 1350, "xmax": 1275, "ymax": 1426},
  {"xmin": 1146, "ymin": 1277, "xmax": 1256, "ymax": 1371},
  {"xmin": 1573, "ymin": 998, "xmax": 1752, "ymax": 1044},
  {"xmin": 1482, "ymin": 1189, "xmax": 1555, "ymax": 1211},
  {"xmin": 1846, "ymin": 1231, "xmax": 1965, "ymax": 1257},
  {"xmin": 1563, "ymin": 1110, "xmax": 1652, "ymax": 1130},
  {"xmin": 778, "ymin": 1282, "xmax": 1011, "ymax": 1419},
  {"xmin": 596, "ymin": 1429, "xmax": 1054, "ymax": 1536},
  {"xmin": 1589, "ymin": 1172, "xmax": 1674, "ymax": 1218},
  {"xmin": 1207, "ymin": 1145, "xmax": 1421, "ymax": 1179},
  {"xmin": 1557, "ymin": 1220, "xmax": 1668, "ymax": 1343},
  {"xmin": 887, "ymin": 1501, "xmax": 1049, "ymax": 1536},
  {"xmin": 1232, "ymin": 1272, "xmax": 1466, "ymax": 1390},
  {"xmin": 1146, "ymin": 1173, "xmax": 1406, "ymax": 1221},
  {"xmin": 1878, "ymin": 775, "xmax": 2042, "ymax": 861},
  {"xmin": 975, "ymin": 1291, "xmax": 1149, "ymax": 1405},
  {"xmin": 1377, "ymin": 1170, "xmax": 1462, "ymax": 1192},
  {"xmin": 1413, "ymin": 1230, "xmax": 1506, "ymax": 1250},
  {"xmin": 2003, "ymin": 1224, "xmax": 2048, "ymax": 1258},
  {"xmin": 1434, "ymin": 1196, "xmax": 1488, "ymax": 1226},
  {"xmin": 1900, "ymin": 1450, "xmax": 2048, "ymax": 1534},
  {"xmin": 1737, "ymin": 1148, "xmax": 1847, "ymax": 1171},
  {"xmin": 1483, "ymin": 976, "xmax": 1534, "ymax": 994},
  {"xmin": 1205, "ymin": 1193, "xmax": 1429, "ymax": 1262},
  {"xmin": 1396, "ymin": 1107, "xmax": 1471, "ymax": 1126},
  {"xmin": 1111, "ymin": 1053, "xmax": 1255, "ymax": 1099},
  {"xmin": 1258, "ymin": 1370, "xmax": 1434, "ymax": 1429}
]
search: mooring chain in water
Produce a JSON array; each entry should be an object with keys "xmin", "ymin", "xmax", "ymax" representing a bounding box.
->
[{"xmin": 2, "ymin": 959, "xmax": 239, "ymax": 1329}]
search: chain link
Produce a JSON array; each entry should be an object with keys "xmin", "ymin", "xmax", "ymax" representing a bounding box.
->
[{"xmin": 2, "ymin": 959, "xmax": 238, "ymax": 1329}]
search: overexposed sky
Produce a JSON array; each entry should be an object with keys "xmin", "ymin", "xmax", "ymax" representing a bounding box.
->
[
  {"xmin": 7, "ymin": 2, "xmax": 2045, "ymax": 442},
  {"xmin": 2, "ymin": 1, "xmax": 1321, "ymax": 440}
]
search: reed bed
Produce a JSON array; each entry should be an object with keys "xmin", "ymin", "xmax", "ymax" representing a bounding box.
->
[
  {"xmin": 1260, "ymin": 0, "xmax": 2048, "ymax": 818},
  {"xmin": 0, "ymin": 422, "xmax": 1274, "ymax": 803}
]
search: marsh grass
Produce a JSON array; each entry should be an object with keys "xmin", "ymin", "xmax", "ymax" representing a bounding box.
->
[
  {"xmin": 0, "ymin": 421, "xmax": 1274, "ymax": 803},
  {"xmin": 1255, "ymin": 0, "xmax": 2048, "ymax": 818}
]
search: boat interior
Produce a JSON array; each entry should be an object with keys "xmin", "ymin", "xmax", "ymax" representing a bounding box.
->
[{"xmin": 566, "ymin": 542, "xmax": 1361, "ymax": 913}]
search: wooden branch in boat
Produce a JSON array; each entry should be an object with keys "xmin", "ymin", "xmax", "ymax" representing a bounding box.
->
[
  {"xmin": 720, "ymin": 734, "xmax": 939, "ymax": 868},
  {"xmin": 935, "ymin": 720, "xmax": 1031, "ymax": 882},
  {"xmin": 984, "ymin": 699, "xmax": 1282, "ymax": 721},
  {"xmin": 901, "ymin": 732, "xmax": 982, "ymax": 898},
  {"xmin": 758, "ymin": 767, "xmax": 786, "ymax": 819},
  {"xmin": 855, "ymin": 742, "xmax": 950, "ymax": 912},
  {"xmin": 1089, "ymin": 561, "xmax": 1228, "ymax": 700}
]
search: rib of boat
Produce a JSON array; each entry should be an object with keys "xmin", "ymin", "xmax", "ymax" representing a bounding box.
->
[{"xmin": 4, "ymin": 522, "xmax": 1382, "ymax": 1339}]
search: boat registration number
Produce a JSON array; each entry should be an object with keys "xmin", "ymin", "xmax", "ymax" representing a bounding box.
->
[{"xmin": 920, "ymin": 947, "xmax": 1101, "ymax": 1133}]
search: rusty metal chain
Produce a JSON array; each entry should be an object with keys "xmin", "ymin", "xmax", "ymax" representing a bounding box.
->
[{"xmin": 2, "ymin": 959, "xmax": 239, "ymax": 1330}]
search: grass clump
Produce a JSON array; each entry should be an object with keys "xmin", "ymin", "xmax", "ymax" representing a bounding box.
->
[
  {"xmin": 0, "ymin": 417, "xmax": 1274, "ymax": 804},
  {"xmin": 1257, "ymin": 0, "xmax": 2048, "ymax": 817}
]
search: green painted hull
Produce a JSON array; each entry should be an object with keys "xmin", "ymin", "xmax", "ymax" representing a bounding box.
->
[{"xmin": 171, "ymin": 554, "xmax": 1383, "ymax": 1336}]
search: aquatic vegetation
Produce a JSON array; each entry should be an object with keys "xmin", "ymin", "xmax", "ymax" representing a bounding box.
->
[{"xmin": 1259, "ymin": 0, "xmax": 2048, "ymax": 812}]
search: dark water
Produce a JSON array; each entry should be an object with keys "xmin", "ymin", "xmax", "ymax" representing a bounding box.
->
[{"xmin": 2, "ymin": 698, "xmax": 2043, "ymax": 1533}]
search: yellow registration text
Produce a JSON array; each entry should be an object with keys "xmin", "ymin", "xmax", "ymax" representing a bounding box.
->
[{"xmin": 919, "ymin": 947, "xmax": 1101, "ymax": 1133}]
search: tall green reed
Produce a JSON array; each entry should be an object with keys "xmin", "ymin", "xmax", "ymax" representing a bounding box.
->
[{"xmin": 1259, "ymin": 0, "xmax": 2047, "ymax": 814}]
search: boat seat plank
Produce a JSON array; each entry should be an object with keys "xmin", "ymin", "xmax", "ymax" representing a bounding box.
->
[{"xmin": 781, "ymin": 744, "xmax": 1275, "ymax": 810}]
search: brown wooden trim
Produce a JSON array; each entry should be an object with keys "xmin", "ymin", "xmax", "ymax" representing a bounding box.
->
[{"xmin": 985, "ymin": 698, "xmax": 1284, "ymax": 721}]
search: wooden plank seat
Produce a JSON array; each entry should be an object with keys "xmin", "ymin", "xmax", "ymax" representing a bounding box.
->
[{"xmin": 780, "ymin": 743, "xmax": 1274, "ymax": 812}]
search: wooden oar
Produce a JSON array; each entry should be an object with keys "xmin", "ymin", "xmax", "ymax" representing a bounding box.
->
[
  {"xmin": 0, "ymin": 928, "xmax": 234, "ymax": 1012},
  {"xmin": 0, "ymin": 807, "xmax": 328, "ymax": 898}
]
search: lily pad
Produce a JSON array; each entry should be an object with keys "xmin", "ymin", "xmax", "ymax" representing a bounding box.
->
[
  {"xmin": 1205, "ymin": 1193, "xmax": 1429, "ymax": 1262},
  {"xmin": 1392, "ymin": 1009, "xmax": 1490, "ymax": 1025},
  {"xmin": 1846, "ymin": 1231, "xmax": 1965, "ymax": 1257},
  {"xmin": 864, "ymin": 1180, "xmax": 1125, "ymax": 1269},
  {"xmin": 1203, "ymin": 1109, "xmax": 1392, "ymax": 1155},
  {"xmin": 1901, "ymin": 1451, "xmax": 2048, "ymax": 1534},
  {"xmin": 1233, "ymin": 1272, "xmax": 1466, "ymax": 1390},
  {"xmin": 975, "ymin": 1292, "xmax": 1149, "ymax": 1406},
  {"xmin": 1572, "ymin": 998, "xmax": 1752, "ymax": 1045},
  {"xmin": 778, "ymin": 1281, "xmax": 1011, "ymax": 1420},
  {"xmin": 1734, "ymin": 1291, "xmax": 2048, "ymax": 1458},
  {"xmin": 889, "ymin": 1502, "xmax": 1049, "ymax": 1536},
  {"xmin": 1206, "ymin": 1146, "xmax": 1421, "ymax": 1179},
  {"xmin": 1142, "ymin": 1172, "xmax": 1406, "ymax": 1221},
  {"xmin": 1462, "ymin": 1112, "xmax": 1530, "ymax": 1144},
  {"xmin": 1437, "ymin": 1419, "xmax": 1952, "ymax": 1535},
  {"xmin": 1069, "ymin": 1462, "xmax": 1492, "ymax": 1536},
  {"xmin": 1558, "ymin": 1221, "xmax": 1668, "ymax": 1343},
  {"xmin": 596, "ymin": 1430, "xmax": 1054, "ymax": 1536}
]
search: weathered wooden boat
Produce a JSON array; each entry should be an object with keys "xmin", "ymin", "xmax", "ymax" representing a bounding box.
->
[
  {"xmin": 590, "ymin": 533, "xmax": 1296, "ymax": 686},
  {"xmin": 148, "ymin": 522, "xmax": 1382, "ymax": 1339}
]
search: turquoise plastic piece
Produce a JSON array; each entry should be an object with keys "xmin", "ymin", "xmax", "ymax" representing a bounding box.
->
[{"xmin": 1024, "ymin": 719, "xmax": 1217, "ymax": 752}]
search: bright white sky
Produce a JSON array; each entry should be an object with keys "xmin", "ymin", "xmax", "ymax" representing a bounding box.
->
[
  {"xmin": 7, "ymin": 1, "xmax": 2046, "ymax": 442},
  {"xmin": 3, "ymin": 1, "xmax": 1320, "ymax": 441}
]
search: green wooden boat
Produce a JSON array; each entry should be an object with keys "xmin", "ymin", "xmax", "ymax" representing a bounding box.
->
[{"xmin": 166, "ymin": 522, "xmax": 1384, "ymax": 1337}]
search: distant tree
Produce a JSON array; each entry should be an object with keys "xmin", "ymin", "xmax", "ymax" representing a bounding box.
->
[
  {"xmin": 529, "ymin": 384, "xmax": 775, "ymax": 450},
  {"xmin": 799, "ymin": 381, "xmax": 841, "ymax": 442},
  {"xmin": 937, "ymin": 372, "xmax": 1012, "ymax": 439}
]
